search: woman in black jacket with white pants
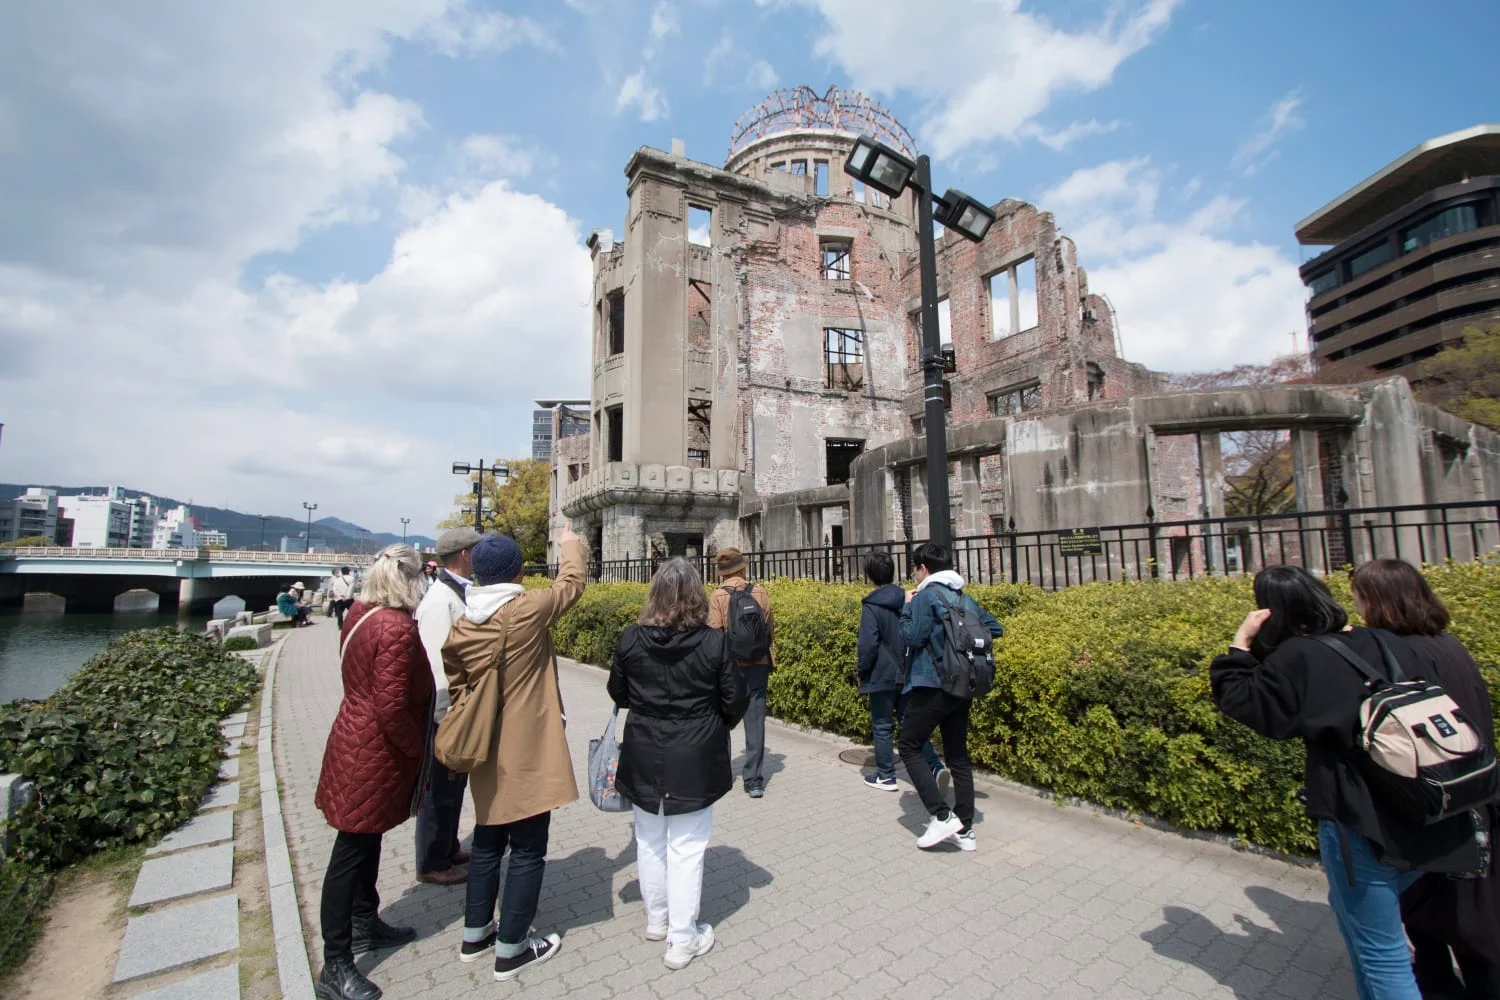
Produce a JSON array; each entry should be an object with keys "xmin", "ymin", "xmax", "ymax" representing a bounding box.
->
[
  {"xmin": 608, "ymin": 557, "xmax": 748, "ymax": 972},
  {"xmin": 1211, "ymin": 565, "xmax": 1482, "ymax": 1000}
]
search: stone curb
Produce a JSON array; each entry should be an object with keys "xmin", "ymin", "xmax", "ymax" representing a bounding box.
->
[{"xmin": 259, "ymin": 637, "xmax": 317, "ymax": 1000}]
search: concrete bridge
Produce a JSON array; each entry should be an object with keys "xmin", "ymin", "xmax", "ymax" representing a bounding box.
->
[{"xmin": 0, "ymin": 548, "xmax": 374, "ymax": 613}]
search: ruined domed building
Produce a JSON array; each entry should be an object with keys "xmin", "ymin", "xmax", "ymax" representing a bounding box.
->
[{"xmin": 548, "ymin": 88, "xmax": 1500, "ymax": 582}]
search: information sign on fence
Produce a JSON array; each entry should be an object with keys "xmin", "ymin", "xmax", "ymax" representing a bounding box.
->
[{"xmin": 1057, "ymin": 527, "xmax": 1104, "ymax": 556}]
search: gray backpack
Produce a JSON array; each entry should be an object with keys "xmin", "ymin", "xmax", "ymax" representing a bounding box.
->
[{"xmin": 932, "ymin": 588, "xmax": 997, "ymax": 700}]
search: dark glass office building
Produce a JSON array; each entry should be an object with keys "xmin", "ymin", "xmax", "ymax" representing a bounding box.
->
[{"xmin": 1296, "ymin": 125, "xmax": 1500, "ymax": 378}]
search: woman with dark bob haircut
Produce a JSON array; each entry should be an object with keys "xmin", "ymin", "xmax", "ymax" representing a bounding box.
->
[
  {"xmin": 1351, "ymin": 559, "xmax": 1498, "ymax": 1000},
  {"xmin": 1211, "ymin": 564, "xmax": 1484, "ymax": 1000},
  {"xmin": 608, "ymin": 558, "xmax": 748, "ymax": 972}
]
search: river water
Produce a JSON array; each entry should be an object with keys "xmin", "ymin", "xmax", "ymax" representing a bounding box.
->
[{"xmin": 0, "ymin": 607, "xmax": 215, "ymax": 704}]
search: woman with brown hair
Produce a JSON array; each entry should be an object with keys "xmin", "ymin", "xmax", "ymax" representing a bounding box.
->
[
  {"xmin": 1351, "ymin": 558, "xmax": 1499, "ymax": 1000},
  {"xmin": 608, "ymin": 557, "xmax": 748, "ymax": 971}
]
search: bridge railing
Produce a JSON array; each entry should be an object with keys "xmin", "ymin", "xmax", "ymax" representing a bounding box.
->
[{"xmin": 0, "ymin": 547, "xmax": 374, "ymax": 565}]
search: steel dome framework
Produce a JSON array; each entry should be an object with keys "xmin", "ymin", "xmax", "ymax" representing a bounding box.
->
[{"xmin": 727, "ymin": 85, "xmax": 918, "ymax": 163}]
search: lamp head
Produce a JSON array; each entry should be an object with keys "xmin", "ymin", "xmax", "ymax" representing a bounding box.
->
[
  {"xmin": 843, "ymin": 136, "xmax": 916, "ymax": 200},
  {"xmin": 934, "ymin": 189, "xmax": 996, "ymax": 242},
  {"xmin": 452, "ymin": 462, "xmax": 472, "ymax": 476}
]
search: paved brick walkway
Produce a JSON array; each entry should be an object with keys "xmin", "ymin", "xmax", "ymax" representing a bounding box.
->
[{"xmin": 273, "ymin": 618, "xmax": 1359, "ymax": 999}]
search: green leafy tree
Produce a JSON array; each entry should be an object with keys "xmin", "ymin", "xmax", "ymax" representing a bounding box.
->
[
  {"xmin": 1413, "ymin": 324, "xmax": 1500, "ymax": 431},
  {"xmin": 439, "ymin": 458, "xmax": 550, "ymax": 563},
  {"xmin": 0, "ymin": 535, "xmax": 51, "ymax": 548}
]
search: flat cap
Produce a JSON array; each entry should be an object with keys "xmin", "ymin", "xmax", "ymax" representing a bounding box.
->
[{"xmin": 435, "ymin": 527, "xmax": 483, "ymax": 558}]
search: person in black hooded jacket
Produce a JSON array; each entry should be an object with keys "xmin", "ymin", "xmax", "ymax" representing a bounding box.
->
[
  {"xmin": 609, "ymin": 557, "xmax": 748, "ymax": 973},
  {"xmin": 1211, "ymin": 565, "xmax": 1484, "ymax": 1000},
  {"xmin": 856, "ymin": 552, "xmax": 943, "ymax": 792}
]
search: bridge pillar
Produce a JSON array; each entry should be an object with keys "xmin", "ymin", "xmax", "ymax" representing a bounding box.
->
[{"xmin": 178, "ymin": 578, "xmax": 212, "ymax": 616}]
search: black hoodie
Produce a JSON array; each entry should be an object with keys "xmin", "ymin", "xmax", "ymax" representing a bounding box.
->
[
  {"xmin": 608, "ymin": 624, "xmax": 749, "ymax": 815},
  {"xmin": 857, "ymin": 584, "xmax": 909, "ymax": 695}
]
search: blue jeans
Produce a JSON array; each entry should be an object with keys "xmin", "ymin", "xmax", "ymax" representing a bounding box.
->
[
  {"xmin": 464, "ymin": 811, "xmax": 551, "ymax": 943},
  {"xmin": 869, "ymin": 690, "xmax": 941, "ymax": 780},
  {"xmin": 1318, "ymin": 820, "xmax": 1423, "ymax": 1000}
]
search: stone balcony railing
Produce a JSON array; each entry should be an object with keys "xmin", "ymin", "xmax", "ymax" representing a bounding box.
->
[{"xmin": 561, "ymin": 462, "xmax": 740, "ymax": 518}]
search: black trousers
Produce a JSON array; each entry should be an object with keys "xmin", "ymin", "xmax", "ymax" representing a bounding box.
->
[
  {"xmin": 1412, "ymin": 929, "xmax": 1500, "ymax": 999},
  {"xmin": 897, "ymin": 688, "xmax": 975, "ymax": 827},
  {"xmin": 320, "ymin": 831, "xmax": 383, "ymax": 962},
  {"xmin": 415, "ymin": 757, "xmax": 468, "ymax": 873}
]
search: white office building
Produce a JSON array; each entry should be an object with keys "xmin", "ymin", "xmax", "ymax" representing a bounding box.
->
[
  {"xmin": 196, "ymin": 528, "xmax": 228, "ymax": 548},
  {"xmin": 0, "ymin": 488, "xmax": 59, "ymax": 543},
  {"xmin": 62, "ymin": 494, "xmax": 133, "ymax": 548},
  {"xmin": 151, "ymin": 506, "xmax": 199, "ymax": 549}
]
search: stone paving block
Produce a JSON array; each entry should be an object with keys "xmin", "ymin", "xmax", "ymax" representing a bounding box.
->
[
  {"xmin": 126, "ymin": 963, "xmax": 240, "ymax": 1000},
  {"xmin": 217, "ymin": 757, "xmax": 240, "ymax": 781},
  {"xmin": 129, "ymin": 843, "xmax": 234, "ymax": 907},
  {"xmin": 220, "ymin": 712, "xmax": 248, "ymax": 727},
  {"xmin": 220, "ymin": 722, "xmax": 246, "ymax": 739},
  {"xmin": 146, "ymin": 810, "xmax": 233, "ymax": 855},
  {"xmin": 113, "ymin": 895, "xmax": 239, "ymax": 983},
  {"xmin": 199, "ymin": 781, "xmax": 241, "ymax": 812}
]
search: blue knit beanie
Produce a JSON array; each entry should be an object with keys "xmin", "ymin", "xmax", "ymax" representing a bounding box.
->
[{"xmin": 471, "ymin": 535, "xmax": 523, "ymax": 585}]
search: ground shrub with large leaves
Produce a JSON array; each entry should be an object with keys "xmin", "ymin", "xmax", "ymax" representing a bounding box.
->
[
  {"xmin": 0, "ymin": 629, "xmax": 259, "ymax": 868},
  {"xmin": 545, "ymin": 564, "xmax": 1500, "ymax": 856}
]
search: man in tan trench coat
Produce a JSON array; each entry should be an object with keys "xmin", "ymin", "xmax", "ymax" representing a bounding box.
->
[{"xmin": 441, "ymin": 525, "xmax": 585, "ymax": 983}]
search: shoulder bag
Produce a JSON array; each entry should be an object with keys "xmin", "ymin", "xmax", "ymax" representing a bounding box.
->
[{"xmin": 433, "ymin": 606, "xmax": 511, "ymax": 773}]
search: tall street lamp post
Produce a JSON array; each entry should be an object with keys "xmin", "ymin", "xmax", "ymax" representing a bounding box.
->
[
  {"xmin": 258, "ymin": 515, "xmax": 270, "ymax": 552},
  {"xmin": 302, "ymin": 502, "xmax": 318, "ymax": 554},
  {"xmin": 451, "ymin": 460, "xmax": 510, "ymax": 534},
  {"xmin": 400, "ymin": 517, "xmax": 410, "ymax": 543},
  {"xmin": 843, "ymin": 137, "xmax": 996, "ymax": 551}
]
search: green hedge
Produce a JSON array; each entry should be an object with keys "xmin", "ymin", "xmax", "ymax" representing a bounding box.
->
[
  {"xmin": 0, "ymin": 629, "xmax": 259, "ymax": 868},
  {"xmin": 0, "ymin": 859, "xmax": 51, "ymax": 979},
  {"xmin": 546, "ymin": 565, "xmax": 1500, "ymax": 856}
]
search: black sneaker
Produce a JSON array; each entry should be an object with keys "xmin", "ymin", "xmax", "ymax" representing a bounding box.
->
[
  {"xmin": 493, "ymin": 933, "xmax": 561, "ymax": 982},
  {"xmin": 316, "ymin": 955, "xmax": 382, "ymax": 1000},
  {"xmin": 458, "ymin": 925, "xmax": 496, "ymax": 964}
]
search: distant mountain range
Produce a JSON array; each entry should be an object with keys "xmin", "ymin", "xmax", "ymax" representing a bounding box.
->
[{"xmin": 0, "ymin": 484, "xmax": 437, "ymax": 551}]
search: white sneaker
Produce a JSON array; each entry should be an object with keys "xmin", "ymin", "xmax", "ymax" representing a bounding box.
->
[
  {"xmin": 950, "ymin": 827, "xmax": 976, "ymax": 852},
  {"xmin": 645, "ymin": 924, "xmax": 667, "ymax": 941},
  {"xmin": 664, "ymin": 923, "xmax": 715, "ymax": 970},
  {"xmin": 916, "ymin": 813, "xmax": 964, "ymax": 849}
]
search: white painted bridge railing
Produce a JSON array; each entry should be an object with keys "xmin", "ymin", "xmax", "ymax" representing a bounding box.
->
[{"xmin": 0, "ymin": 547, "xmax": 374, "ymax": 565}]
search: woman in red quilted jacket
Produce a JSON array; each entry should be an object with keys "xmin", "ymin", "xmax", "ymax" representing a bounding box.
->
[{"xmin": 313, "ymin": 543, "xmax": 435, "ymax": 1000}]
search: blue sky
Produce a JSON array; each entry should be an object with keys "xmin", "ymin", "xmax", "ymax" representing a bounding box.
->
[{"xmin": 0, "ymin": 0, "xmax": 1495, "ymax": 536}]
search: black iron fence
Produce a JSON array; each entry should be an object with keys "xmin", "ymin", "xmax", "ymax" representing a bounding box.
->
[{"xmin": 564, "ymin": 500, "xmax": 1500, "ymax": 591}]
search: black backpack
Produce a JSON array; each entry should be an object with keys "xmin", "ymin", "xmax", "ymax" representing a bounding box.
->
[
  {"xmin": 722, "ymin": 585, "xmax": 771, "ymax": 663},
  {"xmin": 931, "ymin": 588, "xmax": 996, "ymax": 700}
]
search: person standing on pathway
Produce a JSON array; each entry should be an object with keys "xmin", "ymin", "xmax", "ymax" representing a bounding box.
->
[
  {"xmin": 330, "ymin": 567, "xmax": 354, "ymax": 629},
  {"xmin": 898, "ymin": 542, "xmax": 1002, "ymax": 851},
  {"xmin": 411, "ymin": 527, "xmax": 483, "ymax": 887},
  {"xmin": 856, "ymin": 552, "xmax": 945, "ymax": 793},
  {"xmin": 312, "ymin": 544, "xmax": 434, "ymax": 1000},
  {"xmin": 708, "ymin": 548, "xmax": 774, "ymax": 798},
  {"xmin": 443, "ymin": 526, "xmax": 586, "ymax": 983},
  {"xmin": 609, "ymin": 557, "xmax": 748, "ymax": 970}
]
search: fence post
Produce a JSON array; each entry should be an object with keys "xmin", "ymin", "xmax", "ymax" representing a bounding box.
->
[
  {"xmin": 1007, "ymin": 517, "xmax": 1018, "ymax": 585},
  {"xmin": 1146, "ymin": 506, "xmax": 1160, "ymax": 580}
]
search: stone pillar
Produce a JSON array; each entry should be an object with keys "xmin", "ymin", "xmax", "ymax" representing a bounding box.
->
[
  {"xmin": 1292, "ymin": 429, "xmax": 1327, "ymax": 573},
  {"xmin": 908, "ymin": 465, "xmax": 929, "ymax": 542},
  {"xmin": 959, "ymin": 457, "xmax": 984, "ymax": 538},
  {"xmin": 178, "ymin": 577, "xmax": 201, "ymax": 617},
  {"xmin": 0, "ymin": 774, "xmax": 36, "ymax": 856},
  {"xmin": 1197, "ymin": 432, "xmax": 1226, "ymax": 573}
]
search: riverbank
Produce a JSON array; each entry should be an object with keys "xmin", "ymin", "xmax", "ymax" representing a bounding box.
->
[{"xmin": 0, "ymin": 610, "xmax": 212, "ymax": 704}]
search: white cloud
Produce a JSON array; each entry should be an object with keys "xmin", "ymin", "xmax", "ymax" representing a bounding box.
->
[
  {"xmin": 459, "ymin": 133, "xmax": 546, "ymax": 179},
  {"xmin": 0, "ymin": 0, "xmax": 586, "ymax": 534},
  {"xmin": 702, "ymin": 30, "xmax": 778, "ymax": 91},
  {"xmin": 1041, "ymin": 159, "xmax": 1306, "ymax": 373},
  {"xmin": 616, "ymin": 69, "xmax": 669, "ymax": 122},
  {"xmin": 649, "ymin": 1, "xmax": 680, "ymax": 43},
  {"xmin": 1232, "ymin": 90, "xmax": 1305, "ymax": 175},
  {"xmin": 793, "ymin": 0, "xmax": 1182, "ymax": 156},
  {"xmin": 746, "ymin": 59, "xmax": 779, "ymax": 91},
  {"xmin": 1022, "ymin": 118, "xmax": 1122, "ymax": 152}
]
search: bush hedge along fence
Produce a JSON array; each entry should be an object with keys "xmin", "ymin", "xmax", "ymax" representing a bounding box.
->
[{"xmin": 533, "ymin": 563, "xmax": 1500, "ymax": 856}]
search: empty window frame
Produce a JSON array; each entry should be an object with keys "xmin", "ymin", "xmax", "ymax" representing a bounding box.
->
[
  {"xmin": 825, "ymin": 438, "xmax": 865, "ymax": 485},
  {"xmin": 688, "ymin": 206, "xmax": 711, "ymax": 247},
  {"xmin": 820, "ymin": 239, "xmax": 851, "ymax": 280},
  {"xmin": 687, "ymin": 449, "xmax": 709, "ymax": 468},
  {"xmin": 824, "ymin": 328, "xmax": 865, "ymax": 391},
  {"xmin": 789, "ymin": 160, "xmax": 807, "ymax": 176},
  {"xmin": 987, "ymin": 256, "xmax": 1039, "ymax": 338},
  {"xmin": 987, "ymin": 381, "xmax": 1042, "ymax": 416},
  {"xmin": 687, "ymin": 397, "xmax": 711, "ymax": 467},
  {"xmin": 606, "ymin": 405, "xmax": 624, "ymax": 462},
  {"xmin": 1087, "ymin": 362, "xmax": 1105, "ymax": 401},
  {"xmin": 607, "ymin": 291, "xmax": 625, "ymax": 355},
  {"xmin": 814, "ymin": 161, "xmax": 829, "ymax": 196}
]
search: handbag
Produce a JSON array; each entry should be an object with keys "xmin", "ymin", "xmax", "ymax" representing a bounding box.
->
[
  {"xmin": 588, "ymin": 707, "xmax": 629, "ymax": 812},
  {"xmin": 433, "ymin": 607, "xmax": 510, "ymax": 773}
]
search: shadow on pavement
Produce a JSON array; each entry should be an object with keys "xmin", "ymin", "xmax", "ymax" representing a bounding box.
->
[
  {"xmin": 732, "ymin": 750, "xmax": 786, "ymax": 785},
  {"xmin": 1140, "ymin": 885, "xmax": 1355, "ymax": 999},
  {"xmin": 619, "ymin": 844, "xmax": 773, "ymax": 927}
]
